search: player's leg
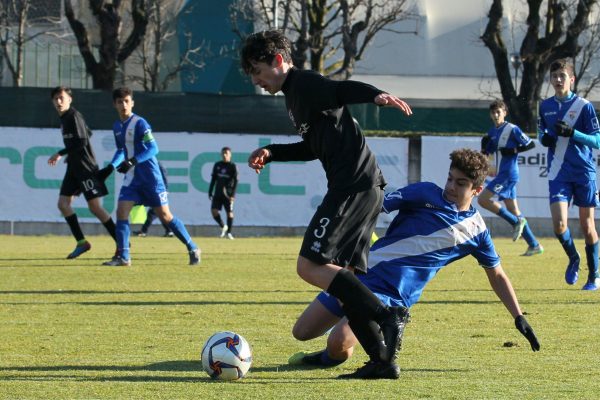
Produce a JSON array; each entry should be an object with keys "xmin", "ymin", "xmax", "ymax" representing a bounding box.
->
[
  {"xmin": 479, "ymin": 184, "xmax": 524, "ymax": 240},
  {"xmin": 574, "ymin": 181, "xmax": 600, "ymax": 290},
  {"xmin": 59, "ymin": 194, "xmax": 91, "ymax": 259},
  {"xmin": 505, "ymin": 198, "xmax": 542, "ymax": 255},
  {"xmin": 225, "ymin": 198, "xmax": 234, "ymax": 239},
  {"xmin": 550, "ymin": 200, "xmax": 580, "ymax": 284},
  {"xmin": 87, "ymin": 197, "xmax": 117, "ymax": 242},
  {"xmin": 154, "ymin": 204, "xmax": 200, "ymax": 265},
  {"xmin": 298, "ymin": 188, "xmax": 400, "ymax": 378},
  {"xmin": 211, "ymin": 197, "xmax": 227, "ymax": 237},
  {"xmin": 109, "ymin": 200, "xmax": 134, "ymax": 265}
]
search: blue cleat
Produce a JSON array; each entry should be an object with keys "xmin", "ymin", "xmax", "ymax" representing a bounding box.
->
[
  {"xmin": 565, "ymin": 253, "xmax": 580, "ymax": 285},
  {"xmin": 582, "ymin": 278, "xmax": 600, "ymax": 291},
  {"xmin": 66, "ymin": 241, "xmax": 91, "ymax": 259}
]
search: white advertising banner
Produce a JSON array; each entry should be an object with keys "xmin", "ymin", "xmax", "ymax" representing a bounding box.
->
[
  {"xmin": 421, "ymin": 136, "xmax": 600, "ymax": 218},
  {"xmin": 0, "ymin": 128, "xmax": 408, "ymax": 226}
]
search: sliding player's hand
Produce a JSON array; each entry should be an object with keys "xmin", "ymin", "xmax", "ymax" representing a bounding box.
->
[
  {"xmin": 96, "ymin": 165, "xmax": 114, "ymax": 181},
  {"xmin": 248, "ymin": 148, "xmax": 271, "ymax": 174},
  {"xmin": 515, "ymin": 315, "xmax": 540, "ymax": 351},
  {"xmin": 374, "ymin": 93, "xmax": 412, "ymax": 116}
]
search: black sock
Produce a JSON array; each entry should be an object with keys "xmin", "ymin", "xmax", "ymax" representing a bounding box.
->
[
  {"xmin": 102, "ymin": 217, "xmax": 117, "ymax": 241},
  {"xmin": 226, "ymin": 216, "xmax": 233, "ymax": 233},
  {"xmin": 213, "ymin": 215, "xmax": 224, "ymax": 228},
  {"xmin": 65, "ymin": 214, "xmax": 85, "ymax": 242},
  {"xmin": 327, "ymin": 269, "xmax": 387, "ymax": 321},
  {"xmin": 347, "ymin": 317, "xmax": 386, "ymax": 363}
]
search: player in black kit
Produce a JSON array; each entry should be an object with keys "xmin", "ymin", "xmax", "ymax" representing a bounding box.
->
[
  {"xmin": 208, "ymin": 147, "xmax": 238, "ymax": 239},
  {"xmin": 241, "ymin": 30, "xmax": 413, "ymax": 379},
  {"xmin": 48, "ymin": 86, "xmax": 118, "ymax": 259}
]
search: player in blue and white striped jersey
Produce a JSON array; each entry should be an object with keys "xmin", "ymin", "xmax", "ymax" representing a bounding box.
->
[
  {"xmin": 538, "ymin": 58, "xmax": 600, "ymax": 291},
  {"xmin": 97, "ymin": 87, "xmax": 200, "ymax": 267},
  {"xmin": 289, "ymin": 149, "xmax": 539, "ymax": 372},
  {"xmin": 479, "ymin": 100, "xmax": 541, "ymax": 256}
]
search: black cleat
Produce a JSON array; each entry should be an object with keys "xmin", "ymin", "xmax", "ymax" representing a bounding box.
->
[
  {"xmin": 379, "ymin": 306, "xmax": 410, "ymax": 362},
  {"xmin": 338, "ymin": 361, "xmax": 400, "ymax": 380}
]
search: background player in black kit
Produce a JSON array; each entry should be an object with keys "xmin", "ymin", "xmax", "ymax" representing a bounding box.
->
[
  {"xmin": 241, "ymin": 30, "xmax": 413, "ymax": 379},
  {"xmin": 48, "ymin": 86, "xmax": 118, "ymax": 259},
  {"xmin": 208, "ymin": 147, "xmax": 238, "ymax": 239}
]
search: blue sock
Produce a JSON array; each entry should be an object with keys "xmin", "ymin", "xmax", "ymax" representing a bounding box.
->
[
  {"xmin": 116, "ymin": 219, "xmax": 130, "ymax": 260},
  {"xmin": 497, "ymin": 207, "xmax": 519, "ymax": 225},
  {"xmin": 168, "ymin": 216, "xmax": 197, "ymax": 251},
  {"xmin": 518, "ymin": 215, "xmax": 538, "ymax": 247},
  {"xmin": 320, "ymin": 350, "xmax": 346, "ymax": 366},
  {"xmin": 555, "ymin": 229, "xmax": 578, "ymax": 259},
  {"xmin": 585, "ymin": 242, "xmax": 599, "ymax": 280}
]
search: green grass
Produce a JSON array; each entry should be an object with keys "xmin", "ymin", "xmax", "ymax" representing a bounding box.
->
[{"xmin": 0, "ymin": 234, "xmax": 599, "ymax": 399}]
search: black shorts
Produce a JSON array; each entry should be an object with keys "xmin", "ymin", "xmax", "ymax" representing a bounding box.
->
[
  {"xmin": 299, "ymin": 186, "xmax": 383, "ymax": 273},
  {"xmin": 211, "ymin": 195, "xmax": 233, "ymax": 212},
  {"xmin": 60, "ymin": 168, "xmax": 108, "ymax": 201}
]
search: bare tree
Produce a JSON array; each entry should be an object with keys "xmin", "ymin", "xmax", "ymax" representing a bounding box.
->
[
  {"xmin": 0, "ymin": 0, "xmax": 61, "ymax": 87},
  {"xmin": 230, "ymin": 0, "xmax": 418, "ymax": 80},
  {"xmin": 126, "ymin": 0, "xmax": 208, "ymax": 92},
  {"xmin": 481, "ymin": 0, "xmax": 598, "ymax": 132},
  {"xmin": 64, "ymin": 0, "xmax": 149, "ymax": 90}
]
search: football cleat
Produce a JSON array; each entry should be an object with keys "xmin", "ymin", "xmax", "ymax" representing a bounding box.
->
[
  {"xmin": 227, "ymin": 233, "xmax": 235, "ymax": 240},
  {"xmin": 565, "ymin": 253, "xmax": 580, "ymax": 285},
  {"xmin": 133, "ymin": 230, "xmax": 147, "ymax": 237},
  {"xmin": 379, "ymin": 305, "xmax": 410, "ymax": 362},
  {"xmin": 521, "ymin": 244, "xmax": 544, "ymax": 256},
  {"xmin": 189, "ymin": 248, "xmax": 201, "ymax": 265},
  {"xmin": 102, "ymin": 257, "xmax": 131, "ymax": 267},
  {"xmin": 337, "ymin": 361, "xmax": 399, "ymax": 380},
  {"xmin": 512, "ymin": 217, "xmax": 527, "ymax": 242},
  {"xmin": 582, "ymin": 277, "xmax": 600, "ymax": 291},
  {"xmin": 66, "ymin": 241, "xmax": 91, "ymax": 259},
  {"xmin": 220, "ymin": 224, "xmax": 228, "ymax": 238},
  {"xmin": 164, "ymin": 231, "xmax": 174, "ymax": 237}
]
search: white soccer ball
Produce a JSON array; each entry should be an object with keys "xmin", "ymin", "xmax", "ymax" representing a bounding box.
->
[{"xmin": 201, "ymin": 331, "xmax": 252, "ymax": 380}]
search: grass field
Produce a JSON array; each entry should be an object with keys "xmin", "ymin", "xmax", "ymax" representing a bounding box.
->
[{"xmin": 1, "ymin": 234, "xmax": 599, "ymax": 399}]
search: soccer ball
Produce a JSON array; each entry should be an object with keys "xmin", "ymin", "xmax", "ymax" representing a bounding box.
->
[{"xmin": 201, "ymin": 331, "xmax": 252, "ymax": 380}]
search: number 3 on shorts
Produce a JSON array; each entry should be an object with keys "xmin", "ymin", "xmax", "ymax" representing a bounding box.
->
[{"xmin": 313, "ymin": 217, "xmax": 330, "ymax": 239}]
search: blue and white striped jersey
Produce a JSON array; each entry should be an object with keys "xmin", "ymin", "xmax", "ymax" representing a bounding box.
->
[
  {"xmin": 110, "ymin": 113, "xmax": 163, "ymax": 188},
  {"xmin": 368, "ymin": 182, "xmax": 500, "ymax": 308},
  {"xmin": 538, "ymin": 93, "xmax": 600, "ymax": 182},
  {"xmin": 484, "ymin": 122, "xmax": 532, "ymax": 181}
]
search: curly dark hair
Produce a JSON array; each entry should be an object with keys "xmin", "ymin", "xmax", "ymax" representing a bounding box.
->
[
  {"xmin": 449, "ymin": 148, "xmax": 489, "ymax": 187},
  {"xmin": 240, "ymin": 30, "xmax": 292, "ymax": 75}
]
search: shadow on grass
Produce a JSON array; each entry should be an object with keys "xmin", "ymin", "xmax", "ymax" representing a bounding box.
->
[
  {"xmin": 0, "ymin": 289, "xmax": 314, "ymax": 295},
  {"xmin": 0, "ymin": 360, "xmax": 201, "ymax": 373}
]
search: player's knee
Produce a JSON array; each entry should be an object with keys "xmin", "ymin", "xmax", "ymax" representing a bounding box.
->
[{"xmin": 291, "ymin": 324, "xmax": 311, "ymax": 341}]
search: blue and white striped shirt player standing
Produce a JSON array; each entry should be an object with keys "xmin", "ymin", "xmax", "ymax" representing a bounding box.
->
[
  {"xmin": 537, "ymin": 58, "xmax": 600, "ymax": 291},
  {"xmin": 366, "ymin": 182, "xmax": 499, "ymax": 308},
  {"xmin": 101, "ymin": 87, "xmax": 200, "ymax": 267}
]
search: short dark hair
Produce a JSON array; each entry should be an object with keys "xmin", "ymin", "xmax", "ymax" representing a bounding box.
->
[
  {"xmin": 50, "ymin": 86, "xmax": 72, "ymax": 99},
  {"xmin": 240, "ymin": 30, "xmax": 292, "ymax": 75},
  {"xmin": 449, "ymin": 148, "xmax": 489, "ymax": 188},
  {"xmin": 550, "ymin": 58, "xmax": 574, "ymax": 76},
  {"xmin": 112, "ymin": 87, "xmax": 133, "ymax": 101},
  {"xmin": 489, "ymin": 99, "xmax": 507, "ymax": 112},
  {"xmin": 221, "ymin": 146, "xmax": 231, "ymax": 153}
]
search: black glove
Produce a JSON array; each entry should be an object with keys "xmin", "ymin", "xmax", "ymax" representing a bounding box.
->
[
  {"xmin": 540, "ymin": 134, "xmax": 557, "ymax": 148},
  {"xmin": 554, "ymin": 120, "xmax": 574, "ymax": 137},
  {"xmin": 96, "ymin": 165, "xmax": 114, "ymax": 181},
  {"xmin": 515, "ymin": 315, "xmax": 540, "ymax": 351},
  {"xmin": 500, "ymin": 147, "xmax": 516, "ymax": 157},
  {"xmin": 116, "ymin": 157, "xmax": 137, "ymax": 173}
]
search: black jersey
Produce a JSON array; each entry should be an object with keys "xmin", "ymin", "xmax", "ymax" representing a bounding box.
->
[
  {"xmin": 58, "ymin": 107, "xmax": 98, "ymax": 175},
  {"xmin": 265, "ymin": 68, "xmax": 386, "ymax": 193},
  {"xmin": 209, "ymin": 161, "xmax": 238, "ymax": 198}
]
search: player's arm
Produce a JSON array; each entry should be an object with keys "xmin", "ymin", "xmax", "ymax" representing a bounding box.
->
[
  {"xmin": 230, "ymin": 165, "xmax": 239, "ymax": 198},
  {"xmin": 208, "ymin": 165, "xmax": 216, "ymax": 199},
  {"xmin": 500, "ymin": 141, "xmax": 535, "ymax": 156},
  {"xmin": 564, "ymin": 105, "xmax": 600, "ymax": 148},
  {"xmin": 49, "ymin": 113, "xmax": 89, "ymax": 165},
  {"xmin": 537, "ymin": 106, "xmax": 556, "ymax": 148},
  {"xmin": 381, "ymin": 182, "xmax": 428, "ymax": 213},
  {"xmin": 484, "ymin": 265, "xmax": 540, "ymax": 351},
  {"xmin": 248, "ymin": 142, "xmax": 315, "ymax": 173},
  {"xmin": 336, "ymin": 80, "xmax": 412, "ymax": 116}
]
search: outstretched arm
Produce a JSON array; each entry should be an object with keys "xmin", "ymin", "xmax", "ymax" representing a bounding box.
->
[
  {"xmin": 485, "ymin": 265, "xmax": 540, "ymax": 351},
  {"xmin": 374, "ymin": 93, "xmax": 412, "ymax": 116}
]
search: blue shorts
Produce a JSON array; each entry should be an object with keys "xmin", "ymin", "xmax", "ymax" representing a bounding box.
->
[
  {"xmin": 119, "ymin": 182, "xmax": 169, "ymax": 208},
  {"xmin": 316, "ymin": 272, "xmax": 405, "ymax": 317},
  {"xmin": 548, "ymin": 180, "xmax": 599, "ymax": 207},
  {"xmin": 485, "ymin": 177, "xmax": 517, "ymax": 201}
]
